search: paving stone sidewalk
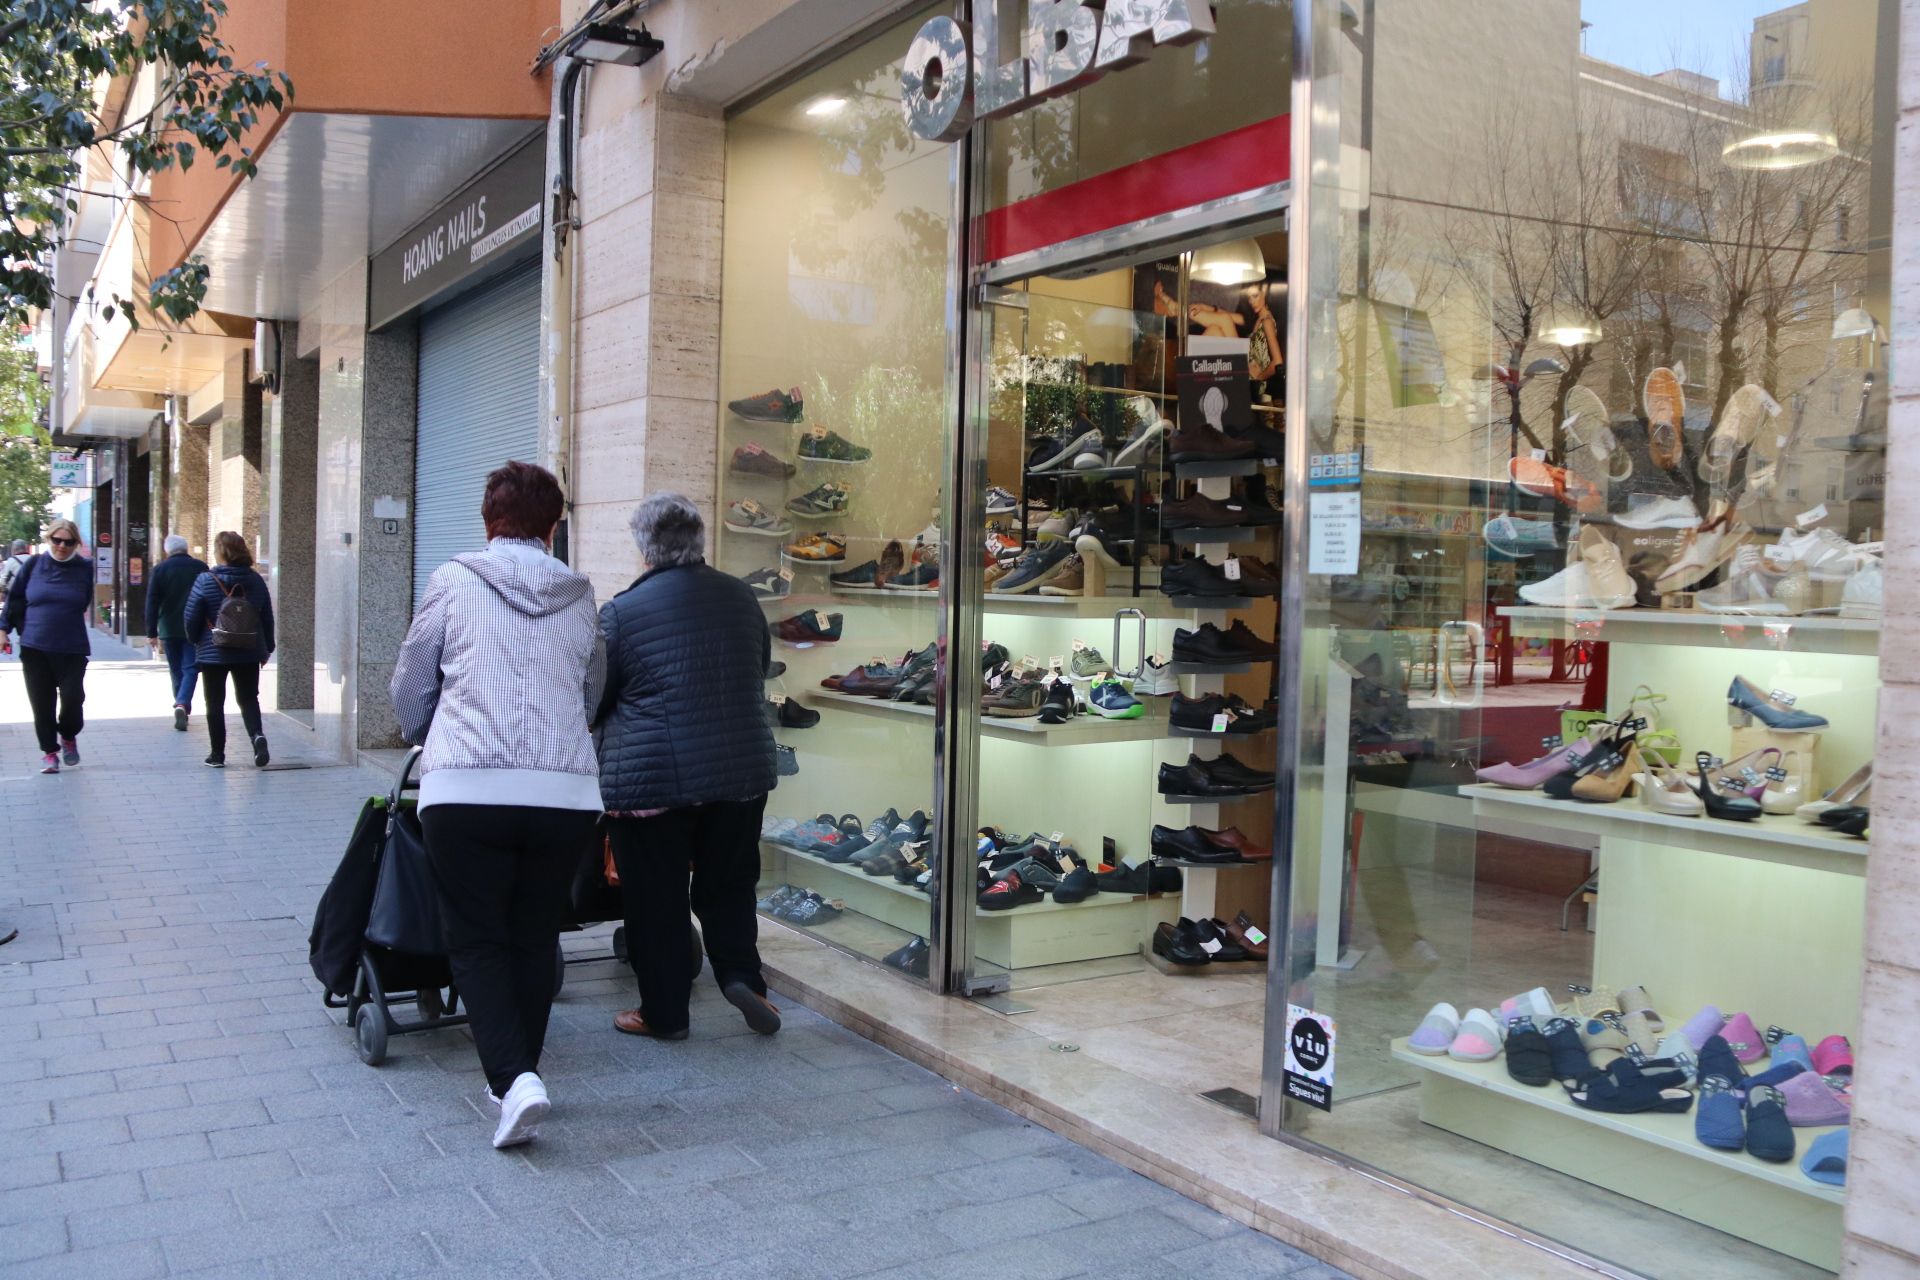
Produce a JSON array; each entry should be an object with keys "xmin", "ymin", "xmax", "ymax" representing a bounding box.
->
[{"xmin": 0, "ymin": 641, "xmax": 1344, "ymax": 1279}]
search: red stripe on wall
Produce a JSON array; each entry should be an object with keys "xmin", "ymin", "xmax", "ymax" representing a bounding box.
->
[{"xmin": 980, "ymin": 114, "xmax": 1290, "ymax": 264}]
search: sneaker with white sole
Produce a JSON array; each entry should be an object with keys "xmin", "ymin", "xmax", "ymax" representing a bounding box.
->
[
  {"xmin": 1519, "ymin": 528, "xmax": 1635, "ymax": 610},
  {"xmin": 1840, "ymin": 557, "xmax": 1883, "ymax": 619},
  {"xmin": 1695, "ymin": 546, "xmax": 1808, "ymax": 615},
  {"xmin": 1615, "ymin": 494, "xmax": 1701, "ymax": 530},
  {"xmin": 492, "ymin": 1072, "xmax": 550, "ymax": 1149},
  {"xmin": 1482, "ymin": 515, "xmax": 1560, "ymax": 558},
  {"xmin": 1770, "ymin": 527, "xmax": 1873, "ymax": 582},
  {"xmin": 1133, "ymin": 655, "xmax": 1180, "ymax": 697}
]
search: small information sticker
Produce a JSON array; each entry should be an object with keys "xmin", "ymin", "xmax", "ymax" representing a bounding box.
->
[
  {"xmin": 1283, "ymin": 1004, "xmax": 1336, "ymax": 1111},
  {"xmin": 1308, "ymin": 492, "xmax": 1361, "ymax": 575}
]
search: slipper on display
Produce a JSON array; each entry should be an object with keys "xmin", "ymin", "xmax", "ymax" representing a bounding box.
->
[
  {"xmin": 1567, "ymin": 987, "xmax": 1621, "ymax": 1022},
  {"xmin": 1779, "ymin": 1072, "xmax": 1852, "ymax": 1127},
  {"xmin": 1770, "ymin": 1033, "xmax": 1814, "ymax": 1073},
  {"xmin": 1802, "ymin": 1129, "xmax": 1849, "ymax": 1186},
  {"xmin": 1408, "ymin": 1002, "xmax": 1461, "ymax": 1055},
  {"xmin": 1578, "ymin": 1014, "xmax": 1631, "ymax": 1068},
  {"xmin": 1678, "ymin": 1004, "xmax": 1726, "ymax": 1052},
  {"xmin": 1811, "ymin": 1034, "xmax": 1853, "ymax": 1076},
  {"xmin": 1617, "ymin": 984, "xmax": 1664, "ymax": 1031},
  {"xmin": 1655, "ymin": 1031, "xmax": 1696, "ymax": 1068},
  {"xmin": 1697, "ymin": 1034, "xmax": 1747, "ymax": 1087},
  {"xmin": 1543, "ymin": 1017, "xmax": 1593, "ymax": 1086},
  {"xmin": 1695, "ymin": 1076, "xmax": 1745, "ymax": 1151},
  {"xmin": 1739, "ymin": 1060, "xmax": 1807, "ymax": 1094},
  {"xmin": 1719, "ymin": 1012, "xmax": 1768, "ymax": 1063},
  {"xmin": 1448, "ymin": 1007, "xmax": 1505, "ymax": 1062},
  {"xmin": 1745, "ymin": 1085, "xmax": 1796, "ymax": 1162},
  {"xmin": 1504, "ymin": 1016, "xmax": 1555, "ymax": 1086},
  {"xmin": 1570, "ymin": 1063, "xmax": 1693, "ymax": 1115},
  {"xmin": 1498, "ymin": 987, "xmax": 1557, "ymax": 1023}
]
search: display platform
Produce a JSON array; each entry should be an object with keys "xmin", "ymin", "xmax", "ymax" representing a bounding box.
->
[
  {"xmin": 806, "ymin": 689, "xmax": 1167, "ymax": 743},
  {"xmin": 1498, "ymin": 605, "xmax": 1879, "ymax": 657},
  {"xmin": 1389, "ymin": 1038, "xmax": 1843, "ymax": 1270}
]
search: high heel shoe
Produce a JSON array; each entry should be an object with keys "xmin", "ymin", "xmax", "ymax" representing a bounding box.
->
[
  {"xmin": 1726, "ymin": 675, "xmax": 1829, "ymax": 732},
  {"xmin": 1544, "ymin": 722, "xmax": 1629, "ymax": 798},
  {"xmin": 1759, "ymin": 750, "xmax": 1807, "ymax": 815},
  {"xmin": 1694, "ymin": 751, "xmax": 1763, "ymax": 822},
  {"xmin": 1640, "ymin": 761, "xmax": 1705, "ymax": 815},
  {"xmin": 1478, "ymin": 722, "xmax": 1610, "ymax": 790},
  {"xmin": 1573, "ymin": 741, "xmax": 1643, "ymax": 803},
  {"xmin": 1797, "ymin": 762, "xmax": 1870, "ymax": 823}
]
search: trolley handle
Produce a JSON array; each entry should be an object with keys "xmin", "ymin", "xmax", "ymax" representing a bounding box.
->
[{"xmin": 389, "ymin": 745, "xmax": 425, "ymax": 809}]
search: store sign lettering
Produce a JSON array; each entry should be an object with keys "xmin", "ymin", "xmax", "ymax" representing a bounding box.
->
[
  {"xmin": 401, "ymin": 197, "xmax": 487, "ymax": 285},
  {"xmin": 902, "ymin": 0, "xmax": 1215, "ymax": 142}
]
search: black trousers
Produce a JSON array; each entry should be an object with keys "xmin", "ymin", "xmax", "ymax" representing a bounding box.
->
[
  {"xmin": 422, "ymin": 803, "xmax": 598, "ymax": 1096},
  {"xmin": 19, "ymin": 646, "xmax": 86, "ymax": 753},
  {"xmin": 199, "ymin": 662, "xmax": 263, "ymax": 756},
  {"xmin": 608, "ymin": 795, "xmax": 769, "ymax": 1035}
]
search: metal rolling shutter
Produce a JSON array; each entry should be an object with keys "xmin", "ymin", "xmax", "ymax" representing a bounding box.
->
[{"xmin": 412, "ymin": 257, "xmax": 541, "ymax": 608}]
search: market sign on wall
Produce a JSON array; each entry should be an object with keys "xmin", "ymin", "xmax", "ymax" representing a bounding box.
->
[
  {"xmin": 368, "ymin": 135, "xmax": 545, "ymax": 330},
  {"xmin": 902, "ymin": 0, "xmax": 1215, "ymax": 142},
  {"xmin": 49, "ymin": 451, "xmax": 91, "ymax": 488}
]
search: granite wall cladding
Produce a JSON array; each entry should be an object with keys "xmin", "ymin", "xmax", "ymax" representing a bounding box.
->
[
  {"xmin": 355, "ymin": 319, "xmax": 418, "ymax": 751},
  {"xmin": 310, "ymin": 260, "xmax": 368, "ymax": 762},
  {"xmin": 270, "ymin": 329, "xmax": 319, "ymax": 713}
]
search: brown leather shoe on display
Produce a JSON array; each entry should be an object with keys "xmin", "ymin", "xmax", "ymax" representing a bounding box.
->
[
  {"xmin": 613, "ymin": 1009, "xmax": 690, "ymax": 1040},
  {"xmin": 1202, "ymin": 826, "xmax": 1273, "ymax": 860},
  {"xmin": 1224, "ymin": 914, "xmax": 1270, "ymax": 961}
]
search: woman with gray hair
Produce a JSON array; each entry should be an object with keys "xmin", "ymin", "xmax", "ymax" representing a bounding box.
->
[{"xmin": 595, "ymin": 493, "xmax": 781, "ymax": 1039}]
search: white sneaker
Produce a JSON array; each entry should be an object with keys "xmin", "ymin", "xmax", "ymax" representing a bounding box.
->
[
  {"xmin": 1771, "ymin": 527, "xmax": 1872, "ymax": 582},
  {"xmin": 1840, "ymin": 557, "xmax": 1883, "ymax": 619},
  {"xmin": 1654, "ymin": 510, "xmax": 1749, "ymax": 593},
  {"xmin": 491, "ymin": 1072, "xmax": 549, "ymax": 1149},
  {"xmin": 1577, "ymin": 526, "xmax": 1638, "ymax": 608},
  {"xmin": 1615, "ymin": 494, "xmax": 1701, "ymax": 530},
  {"xmin": 1695, "ymin": 547, "xmax": 1807, "ymax": 615},
  {"xmin": 1133, "ymin": 655, "xmax": 1179, "ymax": 696}
]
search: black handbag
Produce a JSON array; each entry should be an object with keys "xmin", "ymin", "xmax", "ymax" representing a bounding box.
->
[{"xmin": 364, "ymin": 749, "xmax": 445, "ymax": 955}]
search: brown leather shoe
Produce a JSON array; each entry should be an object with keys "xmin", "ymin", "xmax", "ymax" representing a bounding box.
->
[
  {"xmin": 1202, "ymin": 826, "xmax": 1273, "ymax": 860},
  {"xmin": 613, "ymin": 1009, "xmax": 688, "ymax": 1040},
  {"xmin": 1226, "ymin": 912, "xmax": 1270, "ymax": 960},
  {"xmin": 1161, "ymin": 494, "xmax": 1252, "ymax": 529}
]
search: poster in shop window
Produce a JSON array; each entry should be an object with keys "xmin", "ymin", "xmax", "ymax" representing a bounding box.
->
[
  {"xmin": 1373, "ymin": 301, "xmax": 1445, "ymax": 407},
  {"xmin": 1130, "ymin": 263, "xmax": 1286, "ymax": 401},
  {"xmin": 1283, "ymin": 1004, "xmax": 1336, "ymax": 1110},
  {"xmin": 1176, "ymin": 354, "xmax": 1253, "ymax": 433}
]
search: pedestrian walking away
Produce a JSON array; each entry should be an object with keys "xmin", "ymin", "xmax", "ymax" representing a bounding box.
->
[
  {"xmin": 144, "ymin": 533, "xmax": 209, "ymax": 730},
  {"xmin": 0, "ymin": 519, "xmax": 94, "ymax": 773},
  {"xmin": 182, "ymin": 530, "xmax": 275, "ymax": 768},
  {"xmin": 0, "ymin": 537, "xmax": 30, "ymax": 615},
  {"xmin": 597, "ymin": 493, "xmax": 782, "ymax": 1042},
  {"xmin": 389, "ymin": 460, "xmax": 604, "ymax": 1151}
]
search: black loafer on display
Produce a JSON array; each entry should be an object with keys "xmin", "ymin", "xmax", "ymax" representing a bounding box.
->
[{"xmin": 1152, "ymin": 920, "xmax": 1210, "ymax": 966}]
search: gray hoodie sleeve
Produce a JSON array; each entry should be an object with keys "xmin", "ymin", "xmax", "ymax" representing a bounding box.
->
[{"xmin": 390, "ymin": 570, "xmax": 450, "ymax": 746}]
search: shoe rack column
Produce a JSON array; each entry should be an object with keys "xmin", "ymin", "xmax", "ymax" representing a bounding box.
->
[{"xmin": 1170, "ymin": 470, "xmax": 1238, "ymax": 925}]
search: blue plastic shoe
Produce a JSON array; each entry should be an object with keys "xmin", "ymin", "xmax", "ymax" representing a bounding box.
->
[{"xmin": 1727, "ymin": 676, "xmax": 1829, "ymax": 732}]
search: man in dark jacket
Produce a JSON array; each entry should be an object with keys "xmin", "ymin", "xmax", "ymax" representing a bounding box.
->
[
  {"xmin": 596, "ymin": 493, "xmax": 779, "ymax": 1041},
  {"xmin": 144, "ymin": 535, "xmax": 210, "ymax": 730}
]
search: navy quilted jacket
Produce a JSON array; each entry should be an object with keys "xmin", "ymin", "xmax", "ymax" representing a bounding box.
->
[{"xmin": 594, "ymin": 560, "xmax": 775, "ymax": 810}]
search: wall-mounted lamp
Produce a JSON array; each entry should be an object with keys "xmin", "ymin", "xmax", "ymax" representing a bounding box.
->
[{"xmin": 565, "ymin": 22, "xmax": 663, "ymax": 67}]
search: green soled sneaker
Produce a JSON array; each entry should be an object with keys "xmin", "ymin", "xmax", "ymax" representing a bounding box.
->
[{"xmin": 1088, "ymin": 678, "xmax": 1144, "ymax": 719}]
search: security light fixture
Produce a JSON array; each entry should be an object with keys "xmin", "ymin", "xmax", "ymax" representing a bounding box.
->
[
  {"xmin": 566, "ymin": 22, "xmax": 663, "ymax": 67},
  {"xmin": 1189, "ymin": 238, "xmax": 1267, "ymax": 286}
]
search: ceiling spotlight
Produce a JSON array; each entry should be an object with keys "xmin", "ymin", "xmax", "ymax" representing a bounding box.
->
[
  {"xmin": 1189, "ymin": 238, "xmax": 1267, "ymax": 286},
  {"xmin": 805, "ymin": 96, "xmax": 848, "ymax": 117},
  {"xmin": 565, "ymin": 22, "xmax": 663, "ymax": 67}
]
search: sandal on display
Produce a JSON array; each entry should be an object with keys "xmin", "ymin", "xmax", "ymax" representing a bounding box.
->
[
  {"xmin": 1504, "ymin": 1017, "xmax": 1556, "ymax": 1086},
  {"xmin": 1408, "ymin": 1002, "xmax": 1461, "ymax": 1055},
  {"xmin": 1448, "ymin": 1008, "xmax": 1506, "ymax": 1062},
  {"xmin": 1569, "ymin": 1062, "xmax": 1694, "ymax": 1114},
  {"xmin": 1797, "ymin": 763, "xmax": 1871, "ymax": 823},
  {"xmin": 1616, "ymin": 985, "xmax": 1664, "ymax": 1032},
  {"xmin": 1640, "ymin": 761, "xmax": 1706, "ymax": 815},
  {"xmin": 1621, "ymin": 686, "xmax": 1683, "ymax": 766},
  {"xmin": 1744, "ymin": 1085, "xmax": 1797, "ymax": 1162},
  {"xmin": 1547, "ymin": 727, "xmax": 1637, "ymax": 800},
  {"xmin": 1643, "ymin": 367, "xmax": 1686, "ymax": 469},
  {"xmin": 1727, "ymin": 676, "xmax": 1829, "ymax": 732},
  {"xmin": 1693, "ymin": 752, "xmax": 1764, "ymax": 822},
  {"xmin": 1700, "ymin": 383, "xmax": 1783, "ymax": 486},
  {"xmin": 1695, "ymin": 1076, "xmax": 1746, "ymax": 1151},
  {"xmin": 1572, "ymin": 740, "xmax": 1643, "ymax": 803},
  {"xmin": 1759, "ymin": 751, "xmax": 1809, "ymax": 814}
]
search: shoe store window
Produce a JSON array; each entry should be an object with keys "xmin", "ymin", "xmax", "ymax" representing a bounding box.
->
[
  {"xmin": 717, "ymin": 12, "xmax": 957, "ymax": 975},
  {"xmin": 1276, "ymin": 1, "xmax": 1890, "ymax": 1274}
]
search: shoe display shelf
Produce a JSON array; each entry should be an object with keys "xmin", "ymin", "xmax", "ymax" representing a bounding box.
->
[
  {"xmin": 804, "ymin": 688, "xmax": 1168, "ymax": 743},
  {"xmin": 1140, "ymin": 940, "xmax": 1266, "ymax": 977},
  {"xmin": 764, "ymin": 843, "xmax": 1166, "ymax": 969},
  {"xmin": 1387, "ymin": 1038, "xmax": 1844, "ymax": 1269},
  {"xmin": 982, "ymin": 592, "xmax": 1194, "ymax": 620},
  {"xmin": 1499, "ymin": 605, "xmax": 1879, "ymax": 657},
  {"xmin": 1018, "ymin": 460, "xmax": 1152, "ymax": 595},
  {"xmin": 1165, "ymin": 526, "xmax": 1260, "ymax": 544}
]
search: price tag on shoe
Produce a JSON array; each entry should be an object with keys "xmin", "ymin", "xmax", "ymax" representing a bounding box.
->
[
  {"xmin": 778, "ymin": 567, "xmax": 794, "ymax": 582},
  {"xmin": 1222, "ymin": 558, "xmax": 1242, "ymax": 581},
  {"xmin": 810, "ymin": 425, "xmax": 828, "ymax": 440},
  {"xmin": 812, "ymin": 610, "xmax": 830, "ymax": 629},
  {"xmin": 1049, "ymin": 830, "xmax": 1064, "ymax": 847},
  {"xmin": 1211, "ymin": 712, "xmax": 1230, "ymax": 733},
  {"xmin": 1243, "ymin": 924, "xmax": 1268, "ymax": 945},
  {"xmin": 1048, "ymin": 655, "xmax": 1064, "ymax": 672},
  {"xmin": 1022, "ymin": 654, "xmax": 1041, "ymax": 671},
  {"xmin": 770, "ymin": 694, "xmax": 787, "ymax": 705},
  {"xmin": 1071, "ymin": 639, "xmax": 1087, "ymax": 651},
  {"xmin": 1198, "ymin": 935, "xmax": 1223, "ymax": 955},
  {"xmin": 1795, "ymin": 504, "xmax": 1828, "ymax": 528}
]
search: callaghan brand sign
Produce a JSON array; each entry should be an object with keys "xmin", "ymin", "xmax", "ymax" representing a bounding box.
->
[
  {"xmin": 902, "ymin": 0, "xmax": 1214, "ymax": 142},
  {"xmin": 369, "ymin": 136, "xmax": 544, "ymax": 329}
]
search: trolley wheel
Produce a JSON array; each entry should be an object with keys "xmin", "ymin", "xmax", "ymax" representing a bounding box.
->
[
  {"xmin": 417, "ymin": 987, "xmax": 445, "ymax": 1020},
  {"xmin": 612, "ymin": 926, "xmax": 627, "ymax": 963},
  {"xmin": 553, "ymin": 942, "xmax": 566, "ymax": 998},
  {"xmin": 353, "ymin": 1003, "xmax": 388, "ymax": 1066}
]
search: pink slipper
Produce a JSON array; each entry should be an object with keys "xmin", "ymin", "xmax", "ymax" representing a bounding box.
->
[
  {"xmin": 1779, "ymin": 1071, "xmax": 1851, "ymax": 1127},
  {"xmin": 1448, "ymin": 1008, "xmax": 1505, "ymax": 1062},
  {"xmin": 1719, "ymin": 1012, "xmax": 1768, "ymax": 1063},
  {"xmin": 1811, "ymin": 1034, "xmax": 1853, "ymax": 1076}
]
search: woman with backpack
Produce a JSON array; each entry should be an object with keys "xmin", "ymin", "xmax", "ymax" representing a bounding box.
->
[
  {"xmin": 0, "ymin": 519, "xmax": 95, "ymax": 773},
  {"xmin": 182, "ymin": 530, "xmax": 275, "ymax": 768}
]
